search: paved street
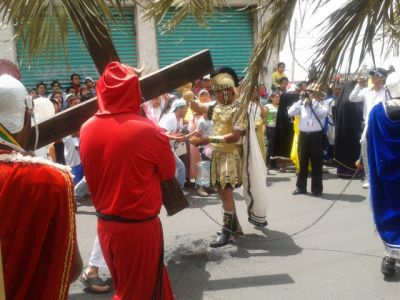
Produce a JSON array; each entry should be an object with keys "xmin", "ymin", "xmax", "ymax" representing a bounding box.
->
[{"xmin": 69, "ymin": 167, "xmax": 399, "ymax": 300}]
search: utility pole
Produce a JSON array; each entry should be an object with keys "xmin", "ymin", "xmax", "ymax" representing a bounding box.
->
[{"xmin": 291, "ymin": 18, "xmax": 297, "ymax": 82}]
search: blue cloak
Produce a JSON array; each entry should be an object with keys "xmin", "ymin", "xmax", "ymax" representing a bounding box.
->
[{"xmin": 368, "ymin": 102, "xmax": 400, "ymax": 250}]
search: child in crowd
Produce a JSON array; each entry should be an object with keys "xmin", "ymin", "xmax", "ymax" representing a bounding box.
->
[{"xmin": 265, "ymin": 91, "xmax": 280, "ymax": 169}]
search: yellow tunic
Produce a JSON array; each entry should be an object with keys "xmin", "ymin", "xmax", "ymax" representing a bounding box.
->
[{"xmin": 210, "ymin": 101, "xmax": 245, "ymax": 188}]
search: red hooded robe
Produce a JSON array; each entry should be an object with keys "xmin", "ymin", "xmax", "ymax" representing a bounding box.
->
[{"xmin": 79, "ymin": 62, "xmax": 175, "ymax": 300}]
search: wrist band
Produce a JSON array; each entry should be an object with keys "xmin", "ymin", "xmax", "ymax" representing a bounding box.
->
[{"xmin": 209, "ymin": 136, "xmax": 225, "ymax": 144}]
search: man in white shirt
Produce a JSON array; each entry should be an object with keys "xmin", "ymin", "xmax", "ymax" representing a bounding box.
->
[
  {"xmin": 63, "ymin": 95, "xmax": 83, "ymax": 184},
  {"xmin": 288, "ymin": 87, "xmax": 328, "ymax": 196},
  {"xmin": 159, "ymin": 99, "xmax": 188, "ymax": 189},
  {"xmin": 349, "ymin": 68, "xmax": 388, "ymax": 189}
]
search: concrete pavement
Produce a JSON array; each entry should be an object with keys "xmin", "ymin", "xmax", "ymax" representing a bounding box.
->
[{"xmin": 69, "ymin": 167, "xmax": 399, "ymax": 299}]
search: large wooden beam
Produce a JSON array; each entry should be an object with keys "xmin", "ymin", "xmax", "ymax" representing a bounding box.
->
[{"xmin": 27, "ymin": 49, "xmax": 213, "ymax": 150}]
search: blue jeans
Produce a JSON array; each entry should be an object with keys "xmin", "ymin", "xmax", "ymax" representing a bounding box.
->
[
  {"xmin": 174, "ymin": 152, "xmax": 186, "ymax": 189},
  {"xmin": 71, "ymin": 163, "xmax": 84, "ymax": 185}
]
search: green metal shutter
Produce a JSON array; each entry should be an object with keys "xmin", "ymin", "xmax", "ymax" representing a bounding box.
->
[
  {"xmin": 157, "ymin": 8, "xmax": 254, "ymax": 76},
  {"xmin": 17, "ymin": 9, "xmax": 137, "ymax": 90}
]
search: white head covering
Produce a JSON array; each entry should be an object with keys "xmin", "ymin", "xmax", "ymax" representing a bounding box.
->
[
  {"xmin": 169, "ymin": 99, "xmax": 187, "ymax": 113},
  {"xmin": 0, "ymin": 74, "xmax": 28, "ymax": 134}
]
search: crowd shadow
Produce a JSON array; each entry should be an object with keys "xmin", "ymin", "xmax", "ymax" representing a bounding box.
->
[{"xmin": 166, "ymin": 238, "xmax": 295, "ymax": 300}]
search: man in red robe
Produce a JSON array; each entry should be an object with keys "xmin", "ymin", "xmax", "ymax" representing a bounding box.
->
[
  {"xmin": 0, "ymin": 73, "xmax": 82, "ymax": 299},
  {"xmin": 79, "ymin": 62, "xmax": 176, "ymax": 299}
]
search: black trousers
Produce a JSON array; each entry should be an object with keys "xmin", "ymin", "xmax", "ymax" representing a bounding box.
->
[{"xmin": 297, "ymin": 131, "xmax": 323, "ymax": 193}]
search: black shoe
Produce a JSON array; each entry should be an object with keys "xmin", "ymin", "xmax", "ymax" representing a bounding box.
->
[
  {"xmin": 292, "ymin": 189, "xmax": 306, "ymax": 195},
  {"xmin": 210, "ymin": 230, "xmax": 233, "ymax": 248},
  {"xmin": 184, "ymin": 181, "xmax": 195, "ymax": 188},
  {"xmin": 381, "ymin": 257, "xmax": 396, "ymax": 278},
  {"xmin": 312, "ymin": 191, "xmax": 322, "ymax": 197},
  {"xmin": 211, "ymin": 212, "xmax": 235, "ymax": 247}
]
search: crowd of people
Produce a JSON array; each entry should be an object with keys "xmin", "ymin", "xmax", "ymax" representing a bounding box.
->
[{"xmin": 1, "ymin": 58, "xmax": 400, "ymax": 299}]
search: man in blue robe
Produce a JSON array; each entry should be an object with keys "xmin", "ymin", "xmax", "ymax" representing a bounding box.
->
[{"xmin": 368, "ymin": 71, "xmax": 400, "ymax": 278}]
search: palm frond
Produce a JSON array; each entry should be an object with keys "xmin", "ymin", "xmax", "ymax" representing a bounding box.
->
[
  {"xmin": 0, "ymin": 0, "xmax": 129, "ymax": 63},
  {"xmin": 143, "ymin": 0, "xmax": 227, "ymax": 32},
  {"xmin": 312, "ymin": 0, "xmax": 400, "ymax": 84}
]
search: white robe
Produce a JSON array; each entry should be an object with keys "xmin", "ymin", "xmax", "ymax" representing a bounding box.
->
[{"xmin": 242, "ymin": 103, "xmax": 268, "ymax": 225}]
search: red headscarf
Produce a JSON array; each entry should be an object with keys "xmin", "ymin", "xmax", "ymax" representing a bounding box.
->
[{"xmin": 96, "ymin": 61, "xmax": 141, "ymax": 115}]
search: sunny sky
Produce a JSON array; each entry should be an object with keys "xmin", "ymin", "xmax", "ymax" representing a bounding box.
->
[{"xmin": 280, "ymin": 0, "xmax": 398, "ymax": 81}]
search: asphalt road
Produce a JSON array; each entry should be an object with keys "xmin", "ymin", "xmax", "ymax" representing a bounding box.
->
[{"xmin": 69, "ymin": 167, "xmax": 399, "ymax": 300}]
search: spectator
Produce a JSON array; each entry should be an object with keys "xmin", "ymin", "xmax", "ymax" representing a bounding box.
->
[
  {"xmin": 265, "ymin": 91, "xmax": 280, "ymax": 168},
  {"xmin": 159, "ymin": 99, "xmax": 188, "ymax": 190},
  {"xmin": 193, "ymin": 79, "xmax": 203, "ymax": 95},
  {"xmin": 63, "ymin": 94, "xmax": 83, "ymax": 185},
  {"xmin": 202, "ymin": 74, "xmax": 213, "ymax": 95},
  {"xmin": 36, "ymin": 81, "xmax": 47, "ymax": 97},
  {"xmin": 194, "ymin": 111, "xmax": 213, "ymax": 197},
  {"xmin": 50, "ymin": 99, "xmax": 61, "ymax": 113},
  {"xmin": 85, "ymin": 77, "xmax": 96, "ymax": 97},
  {"xmin": 79, "ymin": 236, "xmax": 111, "ymax": 294},
  {"xmin": 144, "ymin": 96, "xmax": 164, "ymax": 124},
  {"xmin": 259, "ymin": 83, "xmax": 269, "ymax": 106},
  {"xmin": 80, "ymin": 85, "xmax": 91, "ymax": 101},
  {"xmin": 298, "ymin": 81, "xmax": 309, "ymax": 92},
  {"xmin": 51, "ymin": 90, "xmax": 65, "ymax": 109},
  {"xmin": 66, "ymin": 86, "xmax": 76, "ymax": 95},
  {"xmin": 70, "ymin": 73, "xmax": 81, "ymax": 94},
  {"xmin": 48, "ymin": 80, "xmax": 66, "ymax": 101},
  {"xmin": 288, "ymin": 86, "xmax": 328, "ymax": 196},
  {"xmin": 277, "ymin": 77, "xmax": 289, "ymax": 94},
  {"xmin": 28, "ymin": 88, "xmax": 38, "ymax": 100},
  {"xmin": 272, "ymin": 62, "xmax": 287, "ymax": 91}
]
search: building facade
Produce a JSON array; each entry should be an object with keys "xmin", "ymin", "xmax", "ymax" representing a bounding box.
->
[{"xmin": 0, "ymin": 1, "xmax": 281, "ymax": 93}]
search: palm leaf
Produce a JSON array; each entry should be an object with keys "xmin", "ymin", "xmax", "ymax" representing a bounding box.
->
[
  {"xmin": 235, "ymin": 0, "xmax": 297, "ymax": 124},
  {"xmin": 313, "ymin": 0, "xmax": 400, "ymax": 84},
  {"xmin": 0, "ymin": 0, "xmax": 130, "ymax": 67},
  {"xmin": 143, "ymin": 0, "xmax": 227, "ymax": 31}
]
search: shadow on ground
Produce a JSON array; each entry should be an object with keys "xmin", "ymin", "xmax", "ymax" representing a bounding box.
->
[
  {"xmin": 69, "ymin": 293, "xmax": 111, "ymax": 300},
  {"xmin": 318, "ymin": 192, "xmax": 366, "ymax": 202},
  {"xmin": 231, "ymin": 227, "xmax": 303, "ymax": 258},
  {"xmin": 267, "ymin": 176, "xmax": 292, "ymax": 187},
  {"xmin": 166, "ymin": 233, "xmax": 298, "ymax": 299}
]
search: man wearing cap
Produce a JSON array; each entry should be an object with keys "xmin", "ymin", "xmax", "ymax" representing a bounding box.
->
[
  {"xmin": 288, "ymin": 85, "xmax": 328, "ymax": 196},
  {"xmin": 159, "ymin": 98, "xmax": 188, "ymax": 189},
  {"xmin": 85, "ymin": 77, "xmax": 96, "ymax": 97},
  {"xmin": 350, "ymin": 67, "xmax": 388, "ymax": 189},
  {"xmin": 79, "ymin": 62, "xmax": 175, "ymax": 299},
  {"xmin": 0, "ymin": 74, "xmax": 82, "ymax": 299}
]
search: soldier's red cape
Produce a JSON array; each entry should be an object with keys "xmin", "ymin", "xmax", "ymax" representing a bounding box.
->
[{"xmin": 80, "ymin": 61, "xmax": 175, "ymax": 299}]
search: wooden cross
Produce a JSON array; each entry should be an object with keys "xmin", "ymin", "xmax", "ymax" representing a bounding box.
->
[
  {"xmin": 26, "ymin": 49, "xmax": 214, "ymax": 150},
  {"xmin": 24, "ymin": 49, "xmax": 214, "ymax": 216}
]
